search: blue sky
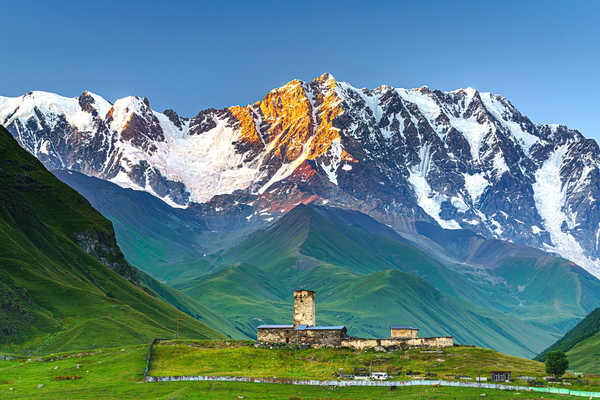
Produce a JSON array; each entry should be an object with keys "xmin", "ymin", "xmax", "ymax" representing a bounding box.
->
[{"xmin": 2, "ymin": 0, "xmax": 599, "ymax": 139}]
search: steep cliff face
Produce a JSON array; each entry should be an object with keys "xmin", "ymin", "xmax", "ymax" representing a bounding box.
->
[
  {"xmin": 71, "ymin": 229, "xmax": 138, "ymax": 284},
  {"xmin": 0, "ymin": 121, "xmax": 138, "ymax": 285},
  {"xmin": 2, "ymin": 74, "xmax": 599, "ymax": 276}
]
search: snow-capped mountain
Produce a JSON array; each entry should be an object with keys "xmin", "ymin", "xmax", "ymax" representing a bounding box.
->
[{"xmin": 2, "ymin": 73, "xmax": 599, "ymax": 276}]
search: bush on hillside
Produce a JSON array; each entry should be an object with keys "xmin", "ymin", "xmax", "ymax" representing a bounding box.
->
[{"xmin": 545, "ymin": 351, "xmax": 569, "ymax": 378}]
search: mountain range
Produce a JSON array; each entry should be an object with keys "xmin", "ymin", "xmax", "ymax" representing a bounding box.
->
[
  {"xmin": 2, "ymin": 74, "xmax": 600, "ymax": 358},
  {"xmin": 1, "ymin": 73, "xmax": 599, "ymax": 277}
]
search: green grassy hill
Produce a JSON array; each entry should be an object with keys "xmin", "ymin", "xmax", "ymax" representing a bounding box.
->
[
  {"xmin": 136, "ymin": 270, "xmax": 247, "ymax": 339},
  {"xmin": 226, "ymin": 206, "xmax": 600, "ymax": 331},
  {"xmin": 536, "ymin": 307, "xmax": 600, "ymax": 373},
  {"xmin": 52, "ymin": 169, "xmax": 262, "ymax": 283},
  {"xmin": 176, "ymin": 263, "xmax": 291, "ymax": 338},
  {"xmin": 51, "ymin": 162, "xmax": 600, "ymax": 359},
  {"xmin": 52, "ymin": 169, "xmax": 211, "ymax": 281},
  {"xmin": 150, "ymin": 340, "xmax": 552, "ymax": 381},
  {"xmin": 0, "ymin": 125, "xmax": 224, "ymax": 354},
  {"xmin": 175, "ymin": 204, "xmax": 574, "ymax": 357},
  {"xmin": 564, "ymin": 331, "xmax": 600, "ymax": 374},
  {"xmin": 415, "ymin": 221, "xmax": 600, "ymax": 331},
  {"xmin": 315, "ymin": 269, "xmax": 552, "ymax": 355}
]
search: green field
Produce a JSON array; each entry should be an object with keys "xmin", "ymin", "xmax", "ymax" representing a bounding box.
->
[
  {"xmin": 150, "ymin": 340, "xmax": 549, "ymax": 381},
  {"xmin": 0, "ymin": 344, "xmax": 585, "ymax": 399}
]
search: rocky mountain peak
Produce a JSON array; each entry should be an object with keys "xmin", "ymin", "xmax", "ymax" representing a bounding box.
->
[
  {"xmin": 78, "ymin": 90, "xmax": 98, "ymax": 115},
  {"xmin": 163, "ymin": 109, "xmax": 182, "ymax": 129},
  {"xmin": 2, "ymin": 75, "xmax": 600, "ymax": 276}
]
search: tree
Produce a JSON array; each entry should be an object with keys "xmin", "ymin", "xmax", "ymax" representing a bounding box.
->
[{"xmin": 545, "ymin": 351, "xmax": 569, "ymax": 378}]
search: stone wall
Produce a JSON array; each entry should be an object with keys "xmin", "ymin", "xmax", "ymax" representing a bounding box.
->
[
  {"xmin": 341, "ymin": 336, "xmax": 453, "ymax": 350},
  {"xmin": 295, "ymin": 328, "xmax": 346, "ymax": 348},
  {"xmin": 293, "ymin": 290, "xmax": 315, "ymax": 327},
  {"xmin": 258, "ymin": 327, "xmax": 347, "ymax": 347},
  {"xmin": 258, "ymin": 328, "xmax": 453, "ymax": 350},
  {"xmin": 257, "ymin": 328, "xmax": 293, "ymax": 344},
  {"xmin": 384, "ymin": 337, "xmax": 454, "ymax": 347},
  {"xmin": 390, "ymin": 328, "xmax": 418, "ymax": 338},
  {"xmin": 340, "ymin": 338, "xmax": 380, "ymax": 350}
]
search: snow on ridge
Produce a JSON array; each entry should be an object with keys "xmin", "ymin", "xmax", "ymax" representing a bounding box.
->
[
  {"xmin": 480, "ymin": 92, "xmax": 540, "ymax": 153},
  {"xmin": 109, "ymin": 96, "xmax": 148, "ymax": 133},
  {"xmin": 0, "ymin": 95, "xmax": 25, "ymax": 128},
  {"xmin": 320, "ymin": 137, "xmax": 343, "ymax": 185},
  {"xmin": 533, "ymin": 145, "xmax": 600, "ymax": 277},
  {"xmin": 395, "ymin": 87, "xmax": 441, "ymax": 124},
  {"xmin": 463, "ymin": 172, "xmax": 489, "ymax": 203},
  {"xmin": 109, "ymin": 170, "xmax": 186, "ymax": 209},
  {"xmin": 408, "ymin": 144, "xmax": 461, "ymax": 230},
  {"xmin": 336, "ymin": 81, "xmax": 505, "ymax": 165},
  {"xmin": 0, "ymin": 90, "xmax": 114, "ymax": 133},
  {"xmin": 544, "ymin": 123, "xmax": 561, "ymax": 131},
  {"xmin": 258, "ymin": 136, "xmax": 316, "ymax": 195},
  {"xmin": 85, "ymin": 91, "xmax": 112, "ymax": 118},
  {"xmin": 167, "ymin": 119, "xmax": 263, "ymax": 203}
]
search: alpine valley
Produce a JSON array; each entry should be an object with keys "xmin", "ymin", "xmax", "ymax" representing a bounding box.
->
[{"xmin": 2, "ymin": 74, "xmax": 600, "ymax": 358}]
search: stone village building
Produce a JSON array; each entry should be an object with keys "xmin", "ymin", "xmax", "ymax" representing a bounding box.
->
[{"xmin": 257, "ymin": 290, "xmax": 453, "ymax": 350}]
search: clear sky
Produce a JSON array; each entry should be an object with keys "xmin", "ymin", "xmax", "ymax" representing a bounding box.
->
[{"xmin": 2, "ymin": 0, "xmax": 599, "ymax": 139}]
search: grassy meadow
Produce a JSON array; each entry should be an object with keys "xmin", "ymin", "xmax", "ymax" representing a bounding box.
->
[
  {"xmin": 0, "ymin": 343, "xmax": 585, "ymax": 399},
  {"xmin": 150, "ymin": 340, "xmax": 549, "ymax": 381}
]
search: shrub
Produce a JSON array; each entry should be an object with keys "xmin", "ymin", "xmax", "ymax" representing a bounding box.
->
[
  {"xmin": 545, "ymin": 351, "xmax": 569, "ymax": 378},
  {"xmin": 53, "ymin": 375, "xmax": 82, "ymax": 381}
]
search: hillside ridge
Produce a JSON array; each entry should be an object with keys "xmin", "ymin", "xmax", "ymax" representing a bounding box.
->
[{"xmin": 0, "ymin": 125, "xmax": 225, "ymax": 353}]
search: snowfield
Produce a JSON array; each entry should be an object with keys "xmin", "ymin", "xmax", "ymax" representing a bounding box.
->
[{"xmin": 2, "ymin": 76, "xmax": 600, "ymax": 277}]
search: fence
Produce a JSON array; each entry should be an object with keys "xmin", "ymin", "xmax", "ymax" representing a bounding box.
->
[
  {"xmin": 144, "ymin": 375, "xmax": 600, "ymax": 397},
  {"xmin": 143, "ymin": 338, "xmax": 168, "ymax": 378}
]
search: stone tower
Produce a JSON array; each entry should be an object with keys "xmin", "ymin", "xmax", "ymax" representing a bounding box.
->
[{"xmin": 293, "ymin": 289, "xmax": 316, "ymax": 327}]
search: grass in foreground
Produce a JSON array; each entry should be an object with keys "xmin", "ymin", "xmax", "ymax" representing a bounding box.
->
[
  {"xmin": 151, "ymin": 340, "xmax": 600, "ymax": 392},
  {"xmin": 0, "ymin": 343, "xmax": 582, "ymax": 399}
]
